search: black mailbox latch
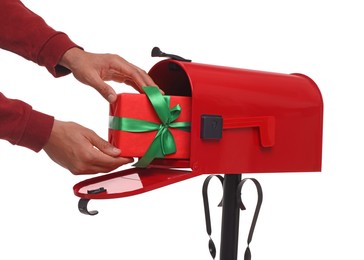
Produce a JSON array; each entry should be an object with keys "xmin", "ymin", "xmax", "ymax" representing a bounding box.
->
[
  {"xmin": 200, "ymin": 115, "xmax": 223, "ymax": 140},
  {"xmin": 151, "ymin": 47, "xmax": 191, "ymax": 62}
]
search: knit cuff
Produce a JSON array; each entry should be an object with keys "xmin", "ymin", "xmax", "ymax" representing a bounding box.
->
[
  {"xmin": 17, "ymin": 109, "xmax": 54, "ymax": 152},
  {"xmin": 37, "ymin": 32, "xmax": 81, "ymax": 77}
]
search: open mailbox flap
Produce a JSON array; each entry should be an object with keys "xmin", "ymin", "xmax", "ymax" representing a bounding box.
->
[{"xmin": 73, "ymin": 166, "xmax": 200, "ymax": 200}]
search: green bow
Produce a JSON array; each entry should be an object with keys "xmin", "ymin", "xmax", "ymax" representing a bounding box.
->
[{"xmin": 109, "ymin": 86, "xmax": 190, "ymax": 168}]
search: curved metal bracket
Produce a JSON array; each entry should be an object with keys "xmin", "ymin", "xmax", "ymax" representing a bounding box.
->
[
  {"xmin": 77, "ymin": 187, "xmax": 107, "ymax": 216},
  {"xmin": 202, "ymin": 174, "xmax": 224, "ymax": 259},
  {"xmin": 78, "ymin": 198, "xmax": 98, "ymax": 216},
  {"xmin": 237, "ymin": 178, "xmax": 263, "ymax": 260}
]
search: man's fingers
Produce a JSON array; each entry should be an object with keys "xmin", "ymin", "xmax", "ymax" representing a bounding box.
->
[
  {"xmin": 72, "ymin": 146, "xmax": 134, "ymax": 175},
  {"xmin": 73, "ymin": 156, "xmax": 134, "ymax": 175},
  {"xmin": 111, "ymin": 60, "xmax": 162, "ymax": 93},
  {"xmin": 92, "ymin": 77, "xmax": 117, "ymax": 103},
  {"xmin": 88, "ymin": 132, "xmax": 121, "ymax": 156}
]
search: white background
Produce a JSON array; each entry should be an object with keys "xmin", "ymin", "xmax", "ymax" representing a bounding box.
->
[{"xmin": 1, "ymin": 0, "xmax": 363, "ymax": 259}]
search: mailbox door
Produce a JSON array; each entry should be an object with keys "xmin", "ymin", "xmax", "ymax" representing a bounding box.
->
[
  {"xmin": 73, "ymin": 168, "xmax": 200, "ymax": 200},
  {"xmin": 149, "ymin": 60, "xmax": 323, "ymax": 174}
]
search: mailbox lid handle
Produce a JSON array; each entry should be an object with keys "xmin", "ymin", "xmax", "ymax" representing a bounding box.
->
[
  {"xmin": 151, "ymin": 47, "xmax": 191, "ymax": 62},
  {"xmin": 223, "ymin": 116, "xmax": 275, "ymax": 147}
]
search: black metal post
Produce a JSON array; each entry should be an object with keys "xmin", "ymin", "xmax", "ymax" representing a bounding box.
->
[{"xmin": 220, "ymin": 174, "xmax": 242, "ymax": 260}]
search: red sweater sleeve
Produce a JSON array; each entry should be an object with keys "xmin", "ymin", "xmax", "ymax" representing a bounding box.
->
[
  {"xmin": 0, "ymin": 0, "xmax": 80, "ymax": 151},
  {"xmin": 0, "ymin": 93, "xmax": 54, "ymax": 152},
  {"xmin": 0, "ymin": 0, "xmax": 80, "ymax": 77}
]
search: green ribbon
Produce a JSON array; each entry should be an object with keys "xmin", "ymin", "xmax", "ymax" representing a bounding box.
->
[{"xmin": 109, "ymin": 86, "xmax": 190, "ymax": 168}]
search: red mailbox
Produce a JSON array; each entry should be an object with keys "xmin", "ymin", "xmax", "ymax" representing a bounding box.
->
[
  {"xmin": 148, "ymin": 59, "xmax": 323, "ymax": 174},
  {"xmin": 73, "ymin": 55, "xmax": 323, "ymax": 202},
  {"xmin": 72, "ymin": 50, "xmax": 323, "ymax": 260}
]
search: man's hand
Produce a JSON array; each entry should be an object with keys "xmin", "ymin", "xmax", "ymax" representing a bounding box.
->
[
  {"xmin": 59, "ymin": 47, "xmax": 159, "ymax": 103},
  {"xmin": 43, "ymin": 120, "xmax": 133, "ymax": 175}
]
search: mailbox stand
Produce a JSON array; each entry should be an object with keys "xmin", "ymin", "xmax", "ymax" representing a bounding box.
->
[
  {"xmin": 202, "ymin": 173, "xmax": 263, "ymax": 260},
  {"xmin": 220, "ymin": 174, "xmax": 242, "ymax": 260}
]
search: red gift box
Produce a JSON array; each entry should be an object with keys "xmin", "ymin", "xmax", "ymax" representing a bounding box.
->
[{"xmin": 109, "ymin": 90, "xmax": 191, "ymax": 162}]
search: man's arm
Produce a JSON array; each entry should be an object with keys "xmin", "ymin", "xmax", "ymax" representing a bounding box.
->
[
  {"xmin": 0, "ymin": 0, "xmax": 80, "ymax": 77},
  {"xmin": 0, "ymin": 92, "xmax": 54, "ymax": 152}
]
